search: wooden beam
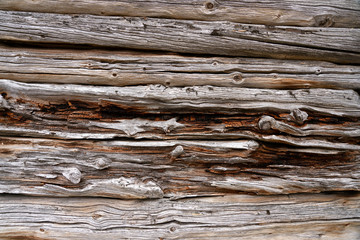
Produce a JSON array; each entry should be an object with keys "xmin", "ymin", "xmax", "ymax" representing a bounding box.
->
[
  {"xmin": 0, "ymin": 137, "xmax": 358, "ymax": 198},
  {"xmin": 0, "ymin": 0, "xmax": 359, "ymax": 27},
  {"xmin": 0, "ymin": 11, "xmax": 359, "ymax": 63},
  {"xmin": 1, "ymin": 45, "xmax": 359, "ymax": 89},
  {"xmin": 0, "ymin": 193, "xmax": 359, "ymax": 239},
  {"xmin": 1, "ymin": 80, "xmax": 359, "ymax": 117}
]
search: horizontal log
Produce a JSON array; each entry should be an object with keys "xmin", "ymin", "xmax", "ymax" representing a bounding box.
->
[
  {"xmin": 1, "ymin": 79, "xmax": 359, "ymax": 117},
  {"xmin": 1, "ymin": 112, "xmax": 359, "ymax": 145},
  {"xmin": 1, "ymin": 45, "xmax": 360, "ymax": 89},
  {"xmin": 0, "ymin": 0, "xmax": 359, "ymax": 28},
  {"xmin": 0, "ymin": 137, "xmax": 358, "ymax": 198},
  {"xmin": 0, "ymin": 11, "xmax": 359, "ymax": 63},
  {"xmin": 1, "ymin": 96, "xmax": 359, "ymax": 150},
  {"xmin": 0, "ymin": 193, "xmax": 359, "ymax": 239}
]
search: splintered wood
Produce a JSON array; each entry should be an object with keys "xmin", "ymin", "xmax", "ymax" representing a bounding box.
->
[{"xmin": 0, "ymin": 0, "xmax": 359, "ymax": 239}]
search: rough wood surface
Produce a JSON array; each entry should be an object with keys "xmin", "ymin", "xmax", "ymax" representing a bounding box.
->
[
  {"xmin": 0, "ymin": 137, "xmax": 358, "ymax": 198},
  {"xmin": 1, "ymin": 79, "xmax": 359, "ymax": 117},
  {"xmin": 1, "ymin": 45, "xmax": 359, "ymax": 89},
  {"xmin": 0, "ymin": 2, "xmax": 359, "ymax": 238},
  {"xmin": 0, "ymin": 0, "xmax": 359, "ymax": 28},
  {"xmin": 1, "ymin": 11, "xmax": 359, "ymax": 63},
  {"xmin": 0, "ymin": 193, "xmax": 359, "ymax": 239},
  {"xmin": 1, "ymin": 80, "xmax": 359, "ymax": 146}
]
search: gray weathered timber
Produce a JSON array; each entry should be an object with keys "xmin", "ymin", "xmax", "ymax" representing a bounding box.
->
[
  {"xmin": 1, "ymin": 91, "xmax": 359, "ymax": 148},
  {"xmin": 1, "ymin": 45, "xmax": 360, "ymax": 89},
  {"xmin": 1, "ymin": 80, "xmax": 359, "ymax": 117},
  {"xmin": 0, "ymin": 137, "xmax": 358, "ymax": 198},
  {"xmin": 0, "ymin": 1, "xmax": 359, "ymax": 238},
  {"xmin": 1, "ymin": 111, "xmax": 359, "ymax": 143},
  {"xmin": 0, "ymin": 0, "xmax": 359, "ymax": 28},
  {"xmin": 0, "ymin": 11, "xmax": 359, "ymax": 63},
  {"xmin": 0, "ymin": 193, "xmax": 359, "ymax": 239}
]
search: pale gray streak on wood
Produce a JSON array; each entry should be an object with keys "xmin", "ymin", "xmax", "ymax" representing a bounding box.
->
[
  {"xmin": 0, "ymin": 0, "xmax": 359, "ymax": 27},
  {"xmin": 0, "ymin": 194, "xmax": 358, "ymax": 239},
  {"xmin": 257, "ymin": 135, "xmax": 360, "ymax": 150},
  {"xmin": 22, "ymin": 177, "xmax": 164, "ymax": 199},
  {"xmin": 0, "ymin": 124, "xmax": 358, "ymax": 150},
  {"xmin": 1, "ymin": 46, "xmax": 360, "ymax": 89},
  {"xmin": 0, "ymin": 11, "xmax": 359, "ymax": 63},
  {"xmin": 91, "ymin": 118, "xmax": 185, "ymax": 136},
  {"xmin": 211, "ymin": 175, "xmax": 360, "ymax": 194},
  {"xmin": 1, "ymin": 79, "xmax": 359, "ymax": 117}
]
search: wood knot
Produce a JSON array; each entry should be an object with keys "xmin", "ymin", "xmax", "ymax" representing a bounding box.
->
[
  {"xmin": 94, "ymin": 156, "xmax": 112, "ymax": 169},
  {"xmin": 62, "ymin": 167, "xmax": 82, "ymax": 184},
  {"xmin": 171, "ymin": 145, "xmax": 184, "ymax": 158},
  {"xmin": 314, "ymin": 15, "xmax": 334, "ymax": 27},
  {"xmin": 205, "ymin": 1, "xmax": 215, "ymax": 10},
  {"xmin": 231, "ymin": 72, "xmax": 244, "ymax": 85},
  {"xmin": 289, "ymin": 109, "xmax": 308, "ymax": 125},
  {"xmin": 258, "ymin": 116, "xmax": 274, "ymax": 131},
  {"xmin": 111, "ymin": 70, "xmax": 119, "ymax": 78},
  {"xmin": 202, "ymin": 0, "xmax": 218, "ymax": 14}
]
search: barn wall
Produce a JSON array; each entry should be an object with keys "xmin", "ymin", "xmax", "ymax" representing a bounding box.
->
[{"xmin": 0, "ymin": 1, "xmax": 359, "ymax": 239}]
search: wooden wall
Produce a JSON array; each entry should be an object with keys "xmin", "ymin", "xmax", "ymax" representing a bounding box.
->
[{"xmin": 0, "ymin": 1, "xmax": 359, "ymax": 239}]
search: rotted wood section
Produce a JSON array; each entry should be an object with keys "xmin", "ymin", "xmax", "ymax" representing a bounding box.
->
[
  {"xmin": 1, "ymin": 78, "xmax": 359, "ymax": 197},
  {"xmin": 0, "ymin": 0, "xmax": 359, "ymax": 239}
]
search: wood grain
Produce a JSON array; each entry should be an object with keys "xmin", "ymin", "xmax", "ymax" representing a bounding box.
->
[
  {"xmin": 1, "ymin": 45, "xmax": 359, "ymax": 89},
  {"xmin": 0, "ymin": 11, "xmax": 359, "ymax": 63},
  {"xmin": 0, "ymin": 193, "xmax": 358, "ymax": 239},
  {"xmin": 0, "ymin": 137, "xmax": 358, "ymax": 198},
  {"xmin": 0, "ymin": 1, "xmax": 359, "ymax": 238},
  {"xmin": 1, "ymin": 79, "xmax": 359, "ymax": 117},
  {"xmin": 0, "ymin": 0, "xmax": 359, "ymax": 27}
]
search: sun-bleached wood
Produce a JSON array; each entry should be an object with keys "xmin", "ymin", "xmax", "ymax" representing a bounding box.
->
[
  {"xmin": 0, "ymin": 137, "xmax": 358, "ymax": 198},
  {"xmin": 0, "ymin": 1, "xmax": 359, "ymax": 238},
  {"xmin": 0, "ymin": 0, "xmax": 359, "ymax": 27},
  {"xmin": 0, "ymin": 11, "xmax": 359, "ymax": 63},
  {"xmin": 1, "ymin": 79, "xmax": 359, "ymax": 117},
  {"xmin": 1, "ymin": 45, "xmax": 359, "ymax": 89},
  {"xmin": 0, "ymin": 193, "xmax": 359, "ymax": 239}
]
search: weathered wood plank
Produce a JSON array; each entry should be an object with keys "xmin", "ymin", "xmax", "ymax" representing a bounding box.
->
[
  {"xmin": 0, "ymin": 11, "xmax": 359, "ymax": 63},
  {"xmin": 1, "ymin": 80, "xmax": 359, "ymax": 118},
  {"xmin": 0, "ymin": 0, "xmax": 359, "ymax": 28},
  {"xmin": 0, "ymin": 193, "xmax": 359, "ymax": 239},
  {"xmin": 2, "ymin": 109, "xmax": 359, "ymax": 144},
  {"xmin": 1, "ymin": 45, "xmax": 359, "ymax": 89},
  {"xmin": 0, "ymin": 137, "xmax": 358, "ymax": 198},
  {"xmin": 1, "ymin": 94, "xmax": 359, "ymax": 150}
]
